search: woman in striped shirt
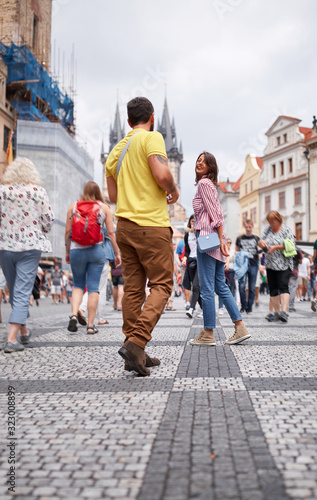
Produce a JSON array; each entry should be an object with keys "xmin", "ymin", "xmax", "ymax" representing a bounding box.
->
[{"xmin": 189, "ymin": 152, "xmax": 251, "ymax": 346}]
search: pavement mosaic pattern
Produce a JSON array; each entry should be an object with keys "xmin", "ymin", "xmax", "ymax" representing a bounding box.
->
[{"xmin": 0, "ymin": 296, "xmax": 317, "ymax": 499}]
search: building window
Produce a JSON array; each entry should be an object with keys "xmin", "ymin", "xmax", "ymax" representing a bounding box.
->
[
  {"xmin": 279, "ymin": 191, "xmax": 285, "ymax": 209},
  {"xmin": 295, "ymin": 222, "xmax": 302, "ymax": 241},
  {"xmin": 245, "ymin": 184, "xmax": 248, "ymax": 194},
  {"xmin": 280, "ymin": 161, "xmax": 284, "ymax": 176},
  {"xmin": 250, "ymin": 207, "xmax": 257, "ymax": 224},
  {"xmin": 3, "ymin": 125, "xmax": 10, "ymax": 151},
  {"xmin": 283, "ymin": 133, "xmax": 287, "ymax": 143},
  {"xmin": 289, "ymin": 158, "xmax": 293, "ymax": 173},
  {"xmin": 250, "ymin": 180, "xmax": 253, "ymax": 191},
  {"xmin": 242, "ymin": 211, "xmax": 248, "ymax": 222},
  {"xmin": 277, "ymin": 136, "xmax": 281, "ymax": 146},
  {"xmin": 32, "ymin": 14, "xmax": 39, "ymax": 51},
  {"xmin": 265, "ymin": 195, "xmax": 271, "ymax": 213},
  {"xmin": 294, "ymin": 187, "xmax": 302, "ymax": 205},
  {"xmin": 272, "ymin": 164, "xmax": 276, "ymax": 178}
]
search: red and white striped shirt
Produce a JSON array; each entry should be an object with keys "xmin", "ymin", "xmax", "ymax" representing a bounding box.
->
[{"xmin": 193, "ymin": 176, "xmax": 226, "ymax": 262}]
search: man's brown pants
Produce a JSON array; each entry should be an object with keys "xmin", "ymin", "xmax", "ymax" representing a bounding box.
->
[{"xmin": 116, "ymin": 219, "xmax": 173, "ymax": 349}]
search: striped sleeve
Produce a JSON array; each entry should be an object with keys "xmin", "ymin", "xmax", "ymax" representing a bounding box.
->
[{"xmin": 198, "ymin": 180, "xmax": 224, "ymax": 228}]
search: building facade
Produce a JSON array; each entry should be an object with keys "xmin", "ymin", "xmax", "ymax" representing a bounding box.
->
[
  {"xmin": 218, "ymin": 178, "xmax": 240, "ymax": 242},
  {"xmin": 0, "ymin": 0, "xmax": 52, "ymax": 70},
  {"xmin": 0, "ymin": 0, "xmax": 94, "ymax": 264},
  {"xmin": 259, "ymin": 116, "xmax": 312, "ymax": 240},
  {"xmin": 305, "ymin": 119, "xmax": 317, "ymax": 242},
  {"xmin": 0, "ymin": 58, "xmax": 15, "ymax": 169},
  {"xmin": 238, "ymin": 154, "xmax": 263, "ymax": 236}
]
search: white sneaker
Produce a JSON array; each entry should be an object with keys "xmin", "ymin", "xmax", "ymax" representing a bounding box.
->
[
  {"xmin": 197, "ymin": 311, "xmax": 203, "ymax": 318},
  {"xmin": 185, "ymin": 302, "xmax": 190, "ymax": 310},
  {"xmin": 218, "ymin": 308, "xmax": 224, "ymax": 316},
  {"xmin": 186, "ymin": 308, "xmax": 194, "ymax": 319}
]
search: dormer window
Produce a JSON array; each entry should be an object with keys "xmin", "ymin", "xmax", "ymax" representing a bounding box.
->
[{"xmin": 277, "ymin": 136, "xmax": 281, "ymax": 146}]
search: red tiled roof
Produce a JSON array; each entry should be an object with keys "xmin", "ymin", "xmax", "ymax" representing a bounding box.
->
[
  {"xmin": 279, "ymin": 115, "xmax": 301, "ymax": 121},
  {"xmin": 218, "ymin": 181, "xmax": 237, "ymax": 193},
  {"xmin": 299, "ymin": 126, "xmax": 312, "ymax": 141},
  {"xmin": 256, "ymin": 157, "xmax": 263, "ymax": 169},
  {"xmin": 232, "ymin": 175, "xmax": 242, "ymax": 192}
]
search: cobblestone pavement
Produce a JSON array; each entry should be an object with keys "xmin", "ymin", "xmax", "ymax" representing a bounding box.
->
[{"xmin": 0, "ymin": 294, "xmax": 316, "ymax": 500}]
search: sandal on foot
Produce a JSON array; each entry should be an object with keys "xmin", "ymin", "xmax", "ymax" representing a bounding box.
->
[
  {"xmin": 87, "ymin": 325, "xmax": 99, "ymax": 335},
  {"xmin": 98, "ymin": 319, "xmax": 109, "ymax": 325},
  {"xmin": 67, "ymin": 315, "xmax": 78, "ymax": 332},
  {"xmin": 77, "ymin": 310, "xmax": 87, "ymax": 326}
]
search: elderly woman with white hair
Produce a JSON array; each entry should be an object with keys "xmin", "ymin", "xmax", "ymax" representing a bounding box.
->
[{"xmin": 0, "ymin": 157, "xmax": 54, "ymax": 353}]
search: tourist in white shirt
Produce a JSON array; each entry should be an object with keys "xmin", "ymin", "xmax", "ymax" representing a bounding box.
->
[{"xmin": 298, "ymin": 255, "xmax": 310, "ymax": 301}]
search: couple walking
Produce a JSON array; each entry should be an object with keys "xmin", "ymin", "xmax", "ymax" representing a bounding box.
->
[{"xmin": 105, "ymin": 97, "xmax": 250, "ymax": 376}]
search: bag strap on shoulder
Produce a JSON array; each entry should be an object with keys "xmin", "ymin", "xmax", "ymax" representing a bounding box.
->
[{"xmin": 116, "ymin": 130, "xmax": 142, "ymax": 178}]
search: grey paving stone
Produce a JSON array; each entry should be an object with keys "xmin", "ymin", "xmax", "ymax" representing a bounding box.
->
[{"xmin": 2, "ymin": 297, "xmax": 315, "ymax": 499}]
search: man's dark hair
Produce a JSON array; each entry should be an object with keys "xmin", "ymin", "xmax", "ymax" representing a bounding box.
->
[{"xmin": 127, "ymin": 97, "xmax": 154, "ymax": 126}]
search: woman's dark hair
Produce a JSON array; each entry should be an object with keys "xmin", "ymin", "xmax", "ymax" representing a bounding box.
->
[
  {"xmin": 81, "ymin": 181, "xmax": 104, "ymax": 202},
  {"xmin": 195, "ymin": 151, "xmax": 219, "ymax": 186},
  {"xmin": 187, "ymin": 214, "xmax": 194, "ymax": 228},
  {"xmin": 127, "ymin": 97, "xmax": 154, "ymax": 126}
]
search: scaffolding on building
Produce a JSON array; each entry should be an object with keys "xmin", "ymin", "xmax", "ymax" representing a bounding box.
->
[{"xmin": 0, "ymin": 42, "xmax": 74, "ymax": 134}]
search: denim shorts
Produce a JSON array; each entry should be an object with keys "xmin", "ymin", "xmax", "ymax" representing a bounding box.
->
[{"xmin": 70, "ymin": 243, "xmax": 106, "ymax": 294}]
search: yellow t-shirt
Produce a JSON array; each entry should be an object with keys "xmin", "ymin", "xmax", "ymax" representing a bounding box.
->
[{"xmin": 106, "ymin": 128, "xmax": 170, "ymax": 227}]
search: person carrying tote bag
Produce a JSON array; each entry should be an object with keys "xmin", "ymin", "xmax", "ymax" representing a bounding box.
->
[{"xmin": 189, "ymin": 151, "xmax": 251, "ymax": 346}]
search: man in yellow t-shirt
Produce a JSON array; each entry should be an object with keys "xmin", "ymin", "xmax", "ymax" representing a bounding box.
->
[{"xmin": 106, "ymin": 97, "xmax": 179, "ymax": 376}]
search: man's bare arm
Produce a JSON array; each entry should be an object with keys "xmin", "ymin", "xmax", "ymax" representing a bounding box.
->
[
  {"xmin": 107, "ymin": 176, "xmax": 118, "ymax": 203},
  {"xmin": 148, "ymin": 154, "xmax": 179, "ymax": 203}
]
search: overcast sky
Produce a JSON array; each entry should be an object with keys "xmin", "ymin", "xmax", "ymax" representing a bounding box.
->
[{"xmin": 51, "ymin": 0, "xmax": 317, "ymax": 217}]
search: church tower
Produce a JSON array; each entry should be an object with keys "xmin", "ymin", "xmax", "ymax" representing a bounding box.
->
[
  {"xmin": 101, "ymin": 101, "xmax": 125, "ymax": 205},
  {"xmin": 157, "ymin": 97, "xmax": 186, "ymax": 225}
]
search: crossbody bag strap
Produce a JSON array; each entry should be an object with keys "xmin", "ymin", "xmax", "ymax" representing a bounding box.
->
[{"xmin": 116, "ymin": 130, "xmax": 142, "ymax": 179}]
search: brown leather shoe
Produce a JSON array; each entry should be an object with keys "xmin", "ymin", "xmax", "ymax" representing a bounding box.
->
[
  {"xmin": 118, "ymin": 340, "xmax": 150, "ymax": 377},
  {"xmin": 124, "ymin": 352, "xmax": 160, "ymax": 372}
]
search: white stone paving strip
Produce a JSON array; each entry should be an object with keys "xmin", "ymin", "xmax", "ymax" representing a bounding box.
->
[
  {"xmin": 223, "ymin": 312, "xmax": 317, "ymax": 500},
  {"xmin": 172, "ymin": 376, "xmax": 246, "ymax": 391},
  {"xmin": 229, "ymin": 345, "xmax": 317, "ymax": 378},
  {"xmin": 0, "ymin": 346, "xmax": 184, "ymax": 380},
  {"xmin": 0, "ymin": 392, "xmax": 169, "ymax": 499},
  {"xmin": 249, "ymin": 391, "xmax": 317, "ymax": 500}
]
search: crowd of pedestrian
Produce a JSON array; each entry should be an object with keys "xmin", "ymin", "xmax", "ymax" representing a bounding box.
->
[
  {"xmin": 1, "ymin": 97, "xmax": 316, "ymax": 369},
  {"xmin": 176, "ymin": 212, "xmax": 317, "ymax": 324}
]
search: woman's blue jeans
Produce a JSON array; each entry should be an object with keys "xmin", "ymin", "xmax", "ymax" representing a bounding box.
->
[
  {"xmin": 0, "ymin": 249, "xmax": 41, "ymax": 325},
  {"xmin": 196, "ymin": 250, "xmax": 242, "ymax": 329}
]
